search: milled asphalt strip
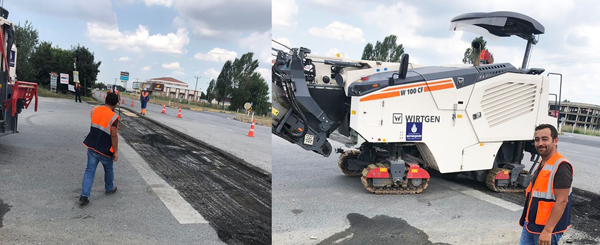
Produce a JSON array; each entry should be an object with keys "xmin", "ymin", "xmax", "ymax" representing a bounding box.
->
[
  {"xmin": 442, "ymin": 179, "xmax": 523, "ymax": 211},
  {"xmin": 119, "ymin": 134, "xmax": 208, "ymax": 224}
]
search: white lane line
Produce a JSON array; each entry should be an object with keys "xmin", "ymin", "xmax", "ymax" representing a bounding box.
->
[
  {"xmin": 443, "ymin": 180, "xmax": 522, "ymax": 212},
  {"xmin": 120, "ymin": 137, "xmax": 208, "ymax": 224},
  {"xmin": 565, "ymin": 149, "xmax": 581, "ymax": 154},
  {"xmin": 208, "ymin": 124, "xmax": 216, "ymax": 127},
  {"xmin": 225, "ymin": 129, "xmax": 234, "ymax": 132}
]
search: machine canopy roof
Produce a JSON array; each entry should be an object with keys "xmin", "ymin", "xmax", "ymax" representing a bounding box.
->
[{"xmin": 450, "ymin": 11, "xmax": 544, "ymax": 41}]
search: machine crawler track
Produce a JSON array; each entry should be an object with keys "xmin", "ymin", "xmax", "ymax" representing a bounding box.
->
[
  {"xmin": 486, "ymin": 168, "xmax": 526, "ymax": 193},
  {"xmin": 360, "ymin": 163, "xmax": 429, "ymax": 194},
  {"xmin": 338, "ymin": 150, "xmax": 362, "ymax": 177}
]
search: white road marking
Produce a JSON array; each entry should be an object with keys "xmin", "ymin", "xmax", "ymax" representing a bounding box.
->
[
  {"xmin": 443, "ymin": 180, "xmax": 523, "ymax": 212},
  {"xmin": 226, "ymin": 129, "xmax": 234, "ymax": 132},
  {"xmin": 120, "ymin": 137, "xmax": 208, "ymax": 224},
  {"xmin": 565, "ymin": 149, "xmax": 581, "ymax": 154}
]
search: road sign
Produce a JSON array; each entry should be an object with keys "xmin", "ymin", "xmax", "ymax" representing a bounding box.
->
[
  {"xmin": 60, "ymin": 73, "xmax": 69, "ymax": 84},
  {"xmin": 120, "ymin": 71, "xmax": 129, "ymax": 83},
  {"xmin": 73, "ymin": 71, "xmax": 79, "ymax": 83}
]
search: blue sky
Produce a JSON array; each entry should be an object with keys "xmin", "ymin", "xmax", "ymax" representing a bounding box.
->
[
  {"xmin": 5, "ymin": 0, "xmax": 271, "ymax": 93},
  {"xmin": 273, "ymin": 0, "xmax": 600, "ymax": 105}
]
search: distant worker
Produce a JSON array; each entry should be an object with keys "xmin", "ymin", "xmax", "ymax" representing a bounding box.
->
[
  {"xmin": 480, "ymin": 49, "xmax": 493, "ymax": 64},
  {"xmin": 79, "ymin": 92, "xmax": 120, "ymax": 206},
  {"xmin": 75, "ymin": 82, "xmax": 82, "ymax": 103},
  {"xmin": 140, "ymin": 89, "xmax": 150, "ymax": 115},
  {"xmin": 519, "ymin": 124, "xmax": 573, "ymax": 245}
]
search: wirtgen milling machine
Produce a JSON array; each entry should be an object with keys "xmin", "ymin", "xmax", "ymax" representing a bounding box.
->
[{"xmin": 272, "ymin": 12, "xmax": 562, "ymax": 194}]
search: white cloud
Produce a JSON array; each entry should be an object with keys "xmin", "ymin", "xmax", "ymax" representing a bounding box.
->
[
  {"xmin": 194, "ymin": 48, "xmax": 238, "ymax": 62},
  {"xmin": 239, "ymin": 31, "xmax": 272, "ymax": 67},
  {"xmin": 86, "ymin": 23, "xmax": 190, "ymax": 55},
  {"xmin": 162, "ymin": 62, "xmax": 181, "ymax": 70},
  {"xmin": 118, "ymin": 56, "xmax": 130, "ymax": 61},
  {"xmin": 172, "ymin": 70, "xmax": 185, "ymax": 77},
  {"xmin": 325, "ymin": 48, "xmax": 341, "ymax": 57},
  {"xmin": 141, "ymin": 65, "xmax": 151, "ymax": 72},
  {"xmin": 273, "ymin": 0, "xmax": 298, "ymax": 28},
  {"xmin": 363, "ymin": 3, "xmax": 422, "ymax": 40},
  {"xmin": 175, "ymin": 0, "xmax": 270, "ymax": 38},
  {"xmin": 144, "ymin": 0, "xmax": 173, "ymax": 7},
  {"xmin": 257, "ymin": 68, "xmax": 270, "ymax": 80},
  {"xmin": 273, "ymin": 37, "xmax": 291, "ymax": 51},
  {"xmin": 12, "ymin": 0, "xmax": 117, "ymax": 25},
  {"xmin": 203, "ymin": 68, "xmax": 220, "ymax": 80},
  {"xmin": 172, "ymin": 16, "xmax": 187, "ymax": 29},
  {"xmin": 308, "ymin": 21, "xmax": 365, "ymax": 43}
]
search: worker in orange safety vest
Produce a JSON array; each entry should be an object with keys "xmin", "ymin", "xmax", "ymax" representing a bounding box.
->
[
  {"xmin": 79, "ymin": 92, "xmax": 120, "ymax": 206},
  {"xmin": 75, "ymin": 82, "xmax": 82, "ymax": 103},
  {"xmin": 140, "ymin": 89, "xmax": 150, "ymax": 115},
  {"xmin": 480, "ymin": 49, "xmax": 493, "ymax": 64},
  {"xmin": 519, "ymin": 124, "xmax": 573, "ymax": 245}
]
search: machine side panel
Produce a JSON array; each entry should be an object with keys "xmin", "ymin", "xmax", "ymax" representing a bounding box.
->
[
  {"xmin": 466, "ymin": 73, "xmax": 544, "ymax": 142},
  {"xmin": 350, "ymin": 82, "xmax": 480, "ymax": 173},
  {"xmin": 427, "ymin": 77, "xmax": 476, "ymax": 110},
  {"xmin": 461, "ymin": 142, "xmax": 503, "ymax": 172},
  {"xmin": 535, "ymin": 76, "xmax": 558, "ymax": 127}
]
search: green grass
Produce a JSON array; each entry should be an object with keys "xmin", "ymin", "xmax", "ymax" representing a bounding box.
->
[
  {"xmin": 560, "ymin": 124, "xmax": 600, "ymax": 137},
  {"xmin": 38, "ymin": 86, "xmax": 97, "ymax": 102}
]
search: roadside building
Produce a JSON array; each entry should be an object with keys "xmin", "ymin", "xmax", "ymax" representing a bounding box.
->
[
  {"xmin": 142, "ymin": 77, "xmax": 202, "ymax": 101},
  {"xmin": 548, "ymin": 101, "xmax": 600, "ymax": 129}
]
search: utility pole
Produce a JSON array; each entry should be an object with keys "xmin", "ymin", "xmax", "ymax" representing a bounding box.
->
[{"xmin": 194, "ymin": 76, "xmax": 201, "ymax": 101}]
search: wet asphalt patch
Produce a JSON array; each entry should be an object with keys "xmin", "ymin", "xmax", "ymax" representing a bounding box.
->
[
  {"xmin": 0, "ymin": 199, "xmax": 10, "ymax": 228},
  {"xmin": 319, "ymin": 213, "xmax": 450, "ymax": 245},
  {"xmin": 118, "ymin": 112, "xmax": 271, "ymax": 245}
]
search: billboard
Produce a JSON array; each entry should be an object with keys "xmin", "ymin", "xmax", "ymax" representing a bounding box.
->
[
  {"xmin": 151, "ymin": 83, "xmax": 164, "ymax": 91},
  {"xmin": 132, "ymin": 82, "xmax": 140, "ymax": 90},
  {"xmin": 60, "ymin": 73, "xmax": 69, "ymax": 84},
  {"xmin": 73, "ymin": 71, "xmax": 79, "ymax": 83}
]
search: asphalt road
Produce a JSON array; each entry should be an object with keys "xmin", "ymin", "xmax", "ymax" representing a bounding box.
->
[
  {"xmin": 94, "ymin": 92, "xmax": 272, "ymax": 174},
  {"xmin": 272, "ymin": 134, "xmax": 600, "ymax": 245},
  {"xmin": 0, "ymin": 97, "xmax": 225, "ymax": 244}
]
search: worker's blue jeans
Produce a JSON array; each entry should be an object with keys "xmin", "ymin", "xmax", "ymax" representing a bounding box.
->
[
  {"xmin": 519, "ymin": 223, "xmax": 563, "ymax": 245},
  {"xmin": 80, "ymin": 149, "xmax": 114, "ymax": 198}
]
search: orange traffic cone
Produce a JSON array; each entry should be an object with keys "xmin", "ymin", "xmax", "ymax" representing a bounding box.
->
[
  {"xmin": 122, "ymin": 98, "xmax": 125, "ymax": 104},
  {"xmin": 162, "ymin": 104, "xmax": 166, "ymax": 114},
  {"xmin": 247, "ymin": 119, "xmax": 255, "ymax": 137},
  {"xmin": 131, "ymin": 100, "xmax": 134, "ymax": 107},
  {"xmin": 103, "ymin": 94, "xmax": 105, "ymax": 98},
  {"xmin": 177, "ymin": 106, "xmax": 182, "ymax": 118}
]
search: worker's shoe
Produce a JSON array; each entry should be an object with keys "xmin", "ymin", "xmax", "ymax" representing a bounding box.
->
[
  {"xmin": 105, "ymin": 186, "xmax": 117, "ymax": 195},
  {"xmin": 79, "ymin": 196, "xmax": 89, "ymax": 206}
]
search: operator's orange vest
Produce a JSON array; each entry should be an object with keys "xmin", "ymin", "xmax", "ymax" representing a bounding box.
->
[
  {"xmin": 519, "ymin": 152, "xmax": 573, "ymax": 234},
  {"xmin": 83, "ymin": 106, "xmax": 119, "ymax": 157}
]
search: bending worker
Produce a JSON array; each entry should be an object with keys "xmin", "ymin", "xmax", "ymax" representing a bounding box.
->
[
  {"xmin": 140, "ymin": 89, "xmax": 150, "ymax": 115},
  {"xmin": 519, "ymin": 124, "xmax": 573, "ymax": 245}
]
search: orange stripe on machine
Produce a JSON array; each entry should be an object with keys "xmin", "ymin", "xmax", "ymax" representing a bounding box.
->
[{"xmin": 360, "ymin": 78, "xmax": 455, "ymax": 102}]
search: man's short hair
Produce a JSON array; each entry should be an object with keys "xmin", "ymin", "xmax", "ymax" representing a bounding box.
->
[
  {"xmin": 535, "ymin": 124, "xmax": 558, "ymax": 140},
  {"xmin": 105, "ymin": 92, "xmax": 119, "ymax": 106}
]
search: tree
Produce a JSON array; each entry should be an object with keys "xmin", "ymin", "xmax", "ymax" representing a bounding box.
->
[
  {"xmin": 206, "ymin": 79, "xmax": 216, "ymax": 103},
  {"xmin": 30, "ymin": 41, "xmax": 57, "ymax": 87},
  {"xmin": 361, "ymin": 35, "xmax": 404, "ymax": 62},
  {"xmin": 14, "ymin": 20, "xmax": 39, "ymax": 83},
  {"xmin": 73, "ymin": 44, "xmax": 101, "ymax": 96},
  {"xmin": 462, "ymin": 36, "xmax": 494, "ymax": 64},
  {"xmin": 215, "ymin": 61, "xmax": 232, "ymax": 107}
]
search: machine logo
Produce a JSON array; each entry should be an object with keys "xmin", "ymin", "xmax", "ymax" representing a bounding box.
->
[
  {"xmin": 458, "ymin": 77, "xmax": 464, "ymax": 84},
  {"xmin": 393, "ymin": 113, "xmax": 403, "ymax": 124},
  {"xmin": 406, "ymin": 122, "xmax": 423, "ymax": 141}
]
